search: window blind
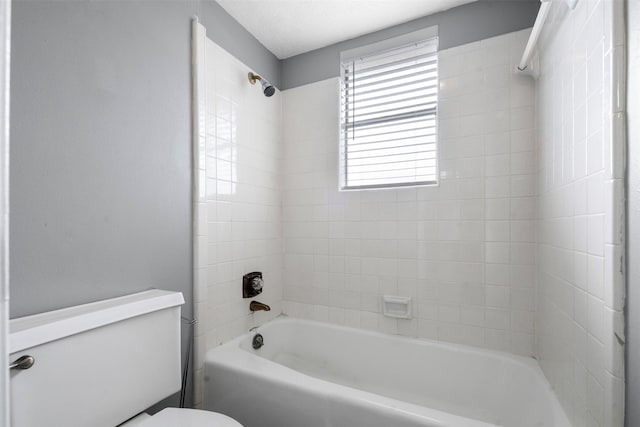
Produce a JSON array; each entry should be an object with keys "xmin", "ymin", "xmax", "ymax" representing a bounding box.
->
[{"xmin": 340, "ymin": 36, "xmax": 439, "ymax": 189}]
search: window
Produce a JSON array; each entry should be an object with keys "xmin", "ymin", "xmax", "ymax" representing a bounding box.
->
[{"xmin": 340, "ymin": 28, "xmax": 439, "ymax": 190}]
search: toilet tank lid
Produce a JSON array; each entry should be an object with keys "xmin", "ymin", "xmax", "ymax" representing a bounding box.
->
[{"xmin": 10, "ymin": 290, "xmax": 185, "ymax": 353}]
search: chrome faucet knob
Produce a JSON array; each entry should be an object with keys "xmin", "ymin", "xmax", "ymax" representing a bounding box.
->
[{"xmin": 251, "ymin": 277, "xmax": 263, "ymax": 291}]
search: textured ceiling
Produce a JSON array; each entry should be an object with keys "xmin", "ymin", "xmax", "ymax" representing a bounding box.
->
[{"xmin": 215, "ymin": 0, "xmax": 478, "ymax": 59}]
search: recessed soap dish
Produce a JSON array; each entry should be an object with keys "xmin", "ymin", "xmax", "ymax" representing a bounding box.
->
[{"xmin": 382, "ymin": 295, "xmax": 412, "ymax": 319}]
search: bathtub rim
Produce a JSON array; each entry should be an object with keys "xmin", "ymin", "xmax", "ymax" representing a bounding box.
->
[
  {"xmin": 218, "ymin": 316, "xmax": 541, "ymax": 369},
  {"xmin": 204, "ymin": 315, "xmax": 571, "ymax": 427}
]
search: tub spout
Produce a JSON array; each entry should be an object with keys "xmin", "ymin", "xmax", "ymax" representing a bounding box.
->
[{"xmin": 250, "ymin": 301, "xmax": 271, "ymax": 312}]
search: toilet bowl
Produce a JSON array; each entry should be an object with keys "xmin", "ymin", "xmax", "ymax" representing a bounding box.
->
[
  {"xmin": 9, "ymin": 290, "xmax": 243, "ymax": 427},
  {"xmin": 124, "ymin": 408, "xmax": 242, "ymax": 427}
]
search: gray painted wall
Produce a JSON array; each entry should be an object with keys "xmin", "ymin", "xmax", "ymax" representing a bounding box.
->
[
  {"xmin": 10, "ymin": 0, "xmax": 278, "ymax": 317},
  {"xmin": 280, "ymin": 0, "xmax": 539, "ymax": 90},
  {"xmin": 200, "ymin": 1, "xmax": 281, "ymax": 88},
  {"xmin": 10, "ymin": 0, "xmax": 278, "ymax": 316},
  {"xmin": 9, "ymin": 0, "xmax": 279, "ymax": 409},
  {"xmin": 627, "ymin": 0, "xmax": 639, "ymax": 424}
]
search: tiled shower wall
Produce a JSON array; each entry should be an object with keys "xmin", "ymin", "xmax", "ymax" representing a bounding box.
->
[
  {"xmin": 282, "ymin": 30, "xmax": 539, "ymax": 356},
  {"xmin": 192, "ymin": 23, "xmax": 283, "ymax": 406},
  {"xmin": 534, "ymin": 0, "xmax": 625, "ymax": 425},
  {"xmin": 191, "ymin": 12, "xmax": 626, "ymax": 421}
]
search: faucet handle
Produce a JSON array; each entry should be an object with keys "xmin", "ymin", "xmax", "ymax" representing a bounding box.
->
[{"xmin": 251, "ymin": 277, "xmax": 264, "ymax": 291}]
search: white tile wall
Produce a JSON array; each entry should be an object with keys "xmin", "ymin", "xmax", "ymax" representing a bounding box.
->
[
  {"xmin": 281, "ymin": 30, "xmax": 539, "ymax": 356},
  {"xmin": 626, "ymin": 1, "xmax": 640, "ymax": 425},
  {"xmin": 192, "ymin": 24, "xmax": 282, "ymax": 407},
  {"xmin": 191, "ymin": 9, "xmax": 626, "ymax": 421},
  {"xmin": 535, "ymin": 0, "xmax": 625, "ymax": 425}
]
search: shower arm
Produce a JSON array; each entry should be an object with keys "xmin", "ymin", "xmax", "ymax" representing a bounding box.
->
[{"xmin": 248, "ymin": 72, "xmax": 262, "ymax": 85}]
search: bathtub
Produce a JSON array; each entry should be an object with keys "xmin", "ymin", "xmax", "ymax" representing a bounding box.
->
[{"xmin": 203, "ymin": 317, "xmax": 570, "ymax": 427}]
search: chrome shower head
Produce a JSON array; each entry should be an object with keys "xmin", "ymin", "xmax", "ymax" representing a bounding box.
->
[
  {"xmin": 248, "ymin": 72, "xmax": 275, "ymax": 97},
  {"xmin": 261, "ymin": 79, "xmax": 276, "ymax": 97}
]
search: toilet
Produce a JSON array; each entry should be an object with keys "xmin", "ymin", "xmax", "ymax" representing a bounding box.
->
[
  {"xmin": 124, "ymin": 408, "xmax": 241, "ymax": 427},
  {"xmin": 8, "ymin": 290, "xmax": 242, "ymax": 427}
]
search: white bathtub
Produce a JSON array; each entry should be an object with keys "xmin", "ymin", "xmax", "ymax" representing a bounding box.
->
[{"xmin": 204, "ymin": 317, "xmax": 570, "ymax": 427}]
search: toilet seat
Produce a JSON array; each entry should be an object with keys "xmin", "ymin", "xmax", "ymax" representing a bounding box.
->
[{"xmin": 137, "ymin": 408, "xmax": 243, "ymax": 427}]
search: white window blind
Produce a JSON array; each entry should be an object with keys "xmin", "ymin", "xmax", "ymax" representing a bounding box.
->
[{"xmin": 340, "ymin": 35, "xmax": 439, "ymax": 190}]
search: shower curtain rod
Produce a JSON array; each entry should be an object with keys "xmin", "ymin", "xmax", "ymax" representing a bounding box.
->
[{"xmin": 516, "ymin": 0, "xmax": 578, "ymax": 78}]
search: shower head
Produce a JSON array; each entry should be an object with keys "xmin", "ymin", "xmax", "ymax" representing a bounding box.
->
[
  {"xmin": 261, "ymin": 80, "xmax": 276, "ymax": 97},
  {"xmin": 248, "ymin": 72, "xmax": 275, "ymax": 97}
]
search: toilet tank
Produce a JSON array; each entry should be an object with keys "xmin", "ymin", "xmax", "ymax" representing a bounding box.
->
[{"xmin": 9, "ymin": 290, "xmax": 185, "ymax": 427}]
